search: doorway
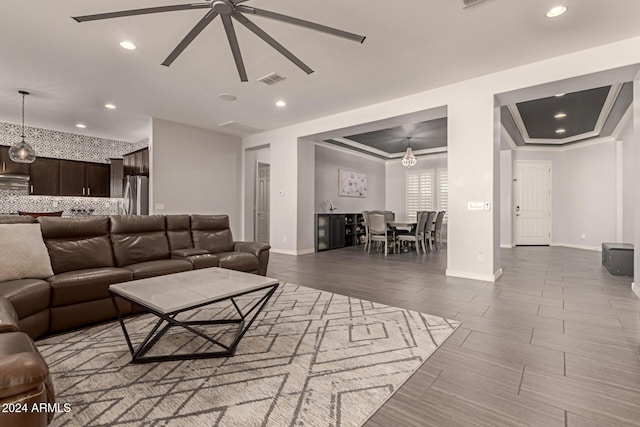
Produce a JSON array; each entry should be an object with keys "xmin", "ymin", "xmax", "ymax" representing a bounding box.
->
[
  {"xmin": 514, "ymin": 160, "xmax": 552, "ymax": 245},
  {"xmin": 255, "ymin": 162, "xmax": 270, "ymax": 243}
]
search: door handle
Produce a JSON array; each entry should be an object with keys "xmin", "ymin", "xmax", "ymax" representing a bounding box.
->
[
  {"xmin": 2, "ymin": 162, "xmax": 5, "ymax": 172},
  {"xmin": 87, "ymin": 187, "xmax": 91, "ymax": 196},
  {"xmin": 30, "ymin": 184, "xmax": 33, "ymax": 193},
  {"xmin": 82, "ymin": 187, "xmax": 85, "ymax": 195}
]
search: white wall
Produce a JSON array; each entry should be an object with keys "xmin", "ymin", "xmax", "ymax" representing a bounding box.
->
[
  {"xmin": 505, "ymin": 140, "xmax": 622, "ymax": 251},
  {"xmin": 314, "ymin": 144, "xmax": 385, "ymax": 214},
  {"xmin": 500, "ymin": 150, "xmax": 513, "ymax": 247},
  {"xmin": 385, "ymin": 154, "xmax": 447, "ymax": 220},
  {"xmin": 150, "ymin": 118, "xmax": 243, "ymax": 235},
  {"xmin": 560, "ymin": 141, "xmax": 617, "ymax": 249},
  {"xmin": 298, "ymin": 140, "xmax": 315, "ymax": 253},
  {"xmin": 243, "ymin": 36, "xmax": 640, "ymax": 280},
  {"xmin": 621, "ymin": 118, "xmax": 635, "ymax": 243},
  {"xmin": 244, "ymin": 146, "xmax": 270, "ymax": 241}
]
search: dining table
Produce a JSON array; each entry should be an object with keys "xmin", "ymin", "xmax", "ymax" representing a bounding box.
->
[{"xmin": 387, "ymin": 221, "xmax": 417, "ymax": 252}]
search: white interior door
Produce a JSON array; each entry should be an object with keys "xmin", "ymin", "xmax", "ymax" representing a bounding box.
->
[
  {"xmin": 255, "ymin": 162, "xmax": 270, "ymax": 243},
  {"xmin": 514, "ymin": 160, "xmax": 551, "ymax": 245}
]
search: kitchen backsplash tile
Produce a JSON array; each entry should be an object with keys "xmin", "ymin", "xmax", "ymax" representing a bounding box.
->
[
  {"xmin": 0, "ymin": 189, "xmax": 123, "ymax": 216},
  {"xmin": 0, "ymin": 121, "xmax": 136, "ymax": 163}
]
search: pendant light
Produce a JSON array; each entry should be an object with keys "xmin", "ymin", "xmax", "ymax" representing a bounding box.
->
[
  {"xmin": 9, "ymin": 91, "xmax": 36, "ymax": 164},
  {"xmin": 402, "ymin": 137, "xmax": 417, "ymax": 168}
]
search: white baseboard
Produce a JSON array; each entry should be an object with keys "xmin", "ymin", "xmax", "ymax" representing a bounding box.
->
[
  {"xmin": 550, "ymin": 242, "xmax": 601, "ymax": 251},
  {"xmin": 446, "ymin": 268, "xmax": 502, "ymax": 283},
  {"xmin": 500, "ymin": 244, "xmax": 515, "ymax": 249},
  {"xmin": 270, "ymin": 248, "xmax": 315, "ymax": 256},
  {"xmin": 632, "ymin": 282, "xmax": 639, "ymax": 299}
]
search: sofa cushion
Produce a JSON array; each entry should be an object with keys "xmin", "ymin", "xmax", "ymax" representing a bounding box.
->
[
  {"xmin": 48, "ymin": 268, "xmax": 133, "ymax": 307},
  {"xmin": 166, "ymin": 215, "xmax": 193, "ymax": 250},
  {"xmin": 110, "ymin": 215, "xmax": 171, "ymax": 267},
  {"xmin": 0, "ymin": 279, "xmax": 50, "ymax": 319},
  {"xmin": 216, "ymin": 252, "xmax": 259, "ymax": 273},
  {"xmin": 124, "ymin": 259, "xmax": 193, "ymax": 280},
  {"xmin": 191, "ymin": 215, "xmax": 234, "ymax": 253},
  {"xmin": 39, "ymin": 216, "xmax": 115, "ymax": 274},
  {"xmin": 187, "ymin": 254, "xmax": 219, "ymax": 270},
  {"xmin": 0, "ymin": 224, "xmax": 53, "ymax": 282}
]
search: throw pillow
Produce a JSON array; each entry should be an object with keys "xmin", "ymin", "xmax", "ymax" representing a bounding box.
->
[{"xmin": 0, "ymin": 224, "xmax": 54, "ymax": 282}]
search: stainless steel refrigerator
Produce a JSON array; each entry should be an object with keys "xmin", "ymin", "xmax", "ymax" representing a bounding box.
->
[{"xmin": 123, "ymin": 176, "xmax": 149, "ymax": 215}]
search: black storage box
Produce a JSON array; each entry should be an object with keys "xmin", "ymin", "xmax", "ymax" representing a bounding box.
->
[{"xmin": 602, "ymin": 243, "xmax": 634, "ymax": 277}]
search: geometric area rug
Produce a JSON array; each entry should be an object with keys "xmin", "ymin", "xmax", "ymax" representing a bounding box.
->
[{"xmin": 38, "ymin": 283, "xmax": 460, "ymax": 427}]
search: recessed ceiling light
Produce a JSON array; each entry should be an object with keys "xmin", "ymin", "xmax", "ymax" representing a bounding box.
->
[
  {"xmin": 119, "ymin": 41, "xmax": 136, "ymax": 50},
  {"xmin": 554, "ymin": 93, "xmax": 566, "ymax": 97},
  {"xmin": 104, "ymin": 103, "xmax": 116, "ymax": 110},
  {"xmin": 554, "ymin": 112, "xmax": 567, "ymax": 119},
  {"xmin": 275, "ymin": 100, "xmax": 286, "ymax": 107},
  {"xmin": 76, "ymin": 123, "xmax": 87, "ymax": 129},
  {"xmin": 555, "ymin": 128, "xmax": 566, "ymax": 134},
  {"xmin": 546, "ymin": 6, "xmax": 567, "ymax": 18},
  {"xmin": 218, "ymin": 94, "xmax": 237, "ymax": 102}
]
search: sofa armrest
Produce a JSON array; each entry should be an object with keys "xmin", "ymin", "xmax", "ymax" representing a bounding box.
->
[
  {"xmin": 233, "ymin": 241, "xmax": 271, "ymax": 258},
  {"xmin": 0, "ymin": 352, "xmax": 49, "ymax": 399},
  {"xmin": 171, "ymin": 248, "xmax": 210, "ymax": 258},
  {"xmin": 0, "ymin": 297, "xmax": 19, "ymax": 334}
]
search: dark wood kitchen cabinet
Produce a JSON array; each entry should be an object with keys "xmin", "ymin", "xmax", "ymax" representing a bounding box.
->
[
  {"xmin": 123, "ymin": 148, "xmax": 149, "ymax": 176},
  {"xmin": 0, "ymin": 145, "xmax": 30, "ymax": 175},
  {"xmin": 59, "ymin": 160, "xmax": 110, "ymax": 197},
  {"xmin": 29, "ymin": 158, "xmax": 60, "ymax": 195}
]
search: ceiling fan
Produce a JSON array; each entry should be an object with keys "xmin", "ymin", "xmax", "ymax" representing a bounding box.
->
[{"xmin": 72, "ymin": 0, "xmax": 366, "ymax": 82}]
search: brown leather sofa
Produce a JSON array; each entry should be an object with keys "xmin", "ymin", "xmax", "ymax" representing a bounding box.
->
[
  {"xmin": 0, "ymin": 297, "xmax": 55, "ymax": 427},
  {"xmin": 0, "ymin": 214, "xmax": 270, "ymax": 340}
]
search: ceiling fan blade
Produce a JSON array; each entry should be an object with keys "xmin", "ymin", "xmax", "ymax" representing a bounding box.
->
[
  {"xmin": 236, "ymin": 5, "xmax": 366, "ymax": 43},
  {"xmin": 221, "ymin": 15, "xmax": 248, "ymax": 82},
  {"xmin": 162, "ymin": 10, "xmax": 219, "ymax": 66},
  {"xmin": 72, "ymin": 3, "xmax": 211, "ymax": 22},
  {"xmin": 232, "ymin": 12, "xmax": 314, "ymax": 75}
]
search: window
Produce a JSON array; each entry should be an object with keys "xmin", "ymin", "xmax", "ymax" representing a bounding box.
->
[
  {"xmin": 438, "ymin": 168, "xmax": 448, "ymax": 221},
  {"xmin": 406, "ymin": 170, "xmax": 434, "ymax": 222}
]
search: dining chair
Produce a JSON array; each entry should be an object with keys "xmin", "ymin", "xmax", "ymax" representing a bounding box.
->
[
  {"xmin": 361, "ymin": 211, "xmax": 370, "ymax": 252},
  {"xmin": 422, "ymin": 211, "xmax": 437, "ymax": 251},
  {"xmin": 397, "ymin": 210, "xmax": 429, "ymax": 254},
  {"xmin": 433, "ymin": 211, "xmax": 445, "ymax": 250},
  {"xmin": 368, "ymin": 213, "xmax": 395, "ymax": 256}
]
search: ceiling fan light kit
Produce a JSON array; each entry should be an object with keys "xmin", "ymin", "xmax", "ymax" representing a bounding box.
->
[{"xmin": 72, "ymin": 0, "xmax": 366, "ymax": 82}]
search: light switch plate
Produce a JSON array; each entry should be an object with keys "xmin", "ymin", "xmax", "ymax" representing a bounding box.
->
[{"xmin": 155, "ymin": 203, "xmax": 165, "ymax": 211}]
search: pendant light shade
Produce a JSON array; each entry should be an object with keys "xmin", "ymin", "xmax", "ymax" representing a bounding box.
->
[
  {"xmin": 402, "ymin": 137, "xmax": 417, "ymax": 168},
  {"xmin": 9, "ymin": 91, "xmax": 36, "ymax": 164}
]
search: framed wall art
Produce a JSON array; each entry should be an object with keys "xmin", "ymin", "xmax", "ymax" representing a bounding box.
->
[{"xmin": 339, "ymin": 169, "xmax": 367, "ymax": 198}]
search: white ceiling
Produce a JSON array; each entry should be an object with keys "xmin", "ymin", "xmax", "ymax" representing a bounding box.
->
[{"xmin": 1, "ymin": 0, "xmax": 640, "ymax": 143}]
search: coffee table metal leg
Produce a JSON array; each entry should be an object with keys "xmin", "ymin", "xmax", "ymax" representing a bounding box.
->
[{"xmin": 112, "ymin": 283, "xmax": 279, "ymax": 363}]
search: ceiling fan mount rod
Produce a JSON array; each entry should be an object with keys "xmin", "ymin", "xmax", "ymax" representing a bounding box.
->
[{"xmin": 211, "ymin": 0, "xmax": 234, "ymax": 15}]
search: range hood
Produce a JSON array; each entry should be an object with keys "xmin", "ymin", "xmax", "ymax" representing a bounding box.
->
[{"xmin": 0, "ymin": 173, "xmax": 30, "ymax": 190}]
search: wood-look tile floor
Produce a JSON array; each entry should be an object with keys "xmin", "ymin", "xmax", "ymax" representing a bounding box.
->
[{"xmin": 266, "ymin": 245, "xmax": 640, "ymax": 427}]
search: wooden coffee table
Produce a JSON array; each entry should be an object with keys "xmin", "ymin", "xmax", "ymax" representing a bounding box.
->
[{"xmin": 109, "ymin": 267, "xmax": 279, "ymax": 364}]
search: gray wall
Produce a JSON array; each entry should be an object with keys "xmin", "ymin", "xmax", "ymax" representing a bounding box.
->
[
  {"xmin": 314, "ymin": 144, "xmax": 385, "ymax": 214},
  {"xmin": 150, "ymin": 118, "xmax": 243, "ymax": 236}
]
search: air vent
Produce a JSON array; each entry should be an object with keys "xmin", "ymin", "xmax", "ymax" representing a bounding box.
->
[
  {"xmin": 218, "ymin": 121, "xmax": 262, "ymax": 134},
  {"xmin": 257, "ymin": 72, "xmax": 286, "ymax": 85},
  {"xmin": 461, "ymin": 0, "xmax": 487, "ymax": 8}
]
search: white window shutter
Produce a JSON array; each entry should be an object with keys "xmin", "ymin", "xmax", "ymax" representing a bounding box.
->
[
  {"xmin": 406, "ymin": 170, "xmax": 434, "ymax": 221},
  {"xmin": 438, "ymin": 168, "xmax": 448, "ymax": 221}
]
